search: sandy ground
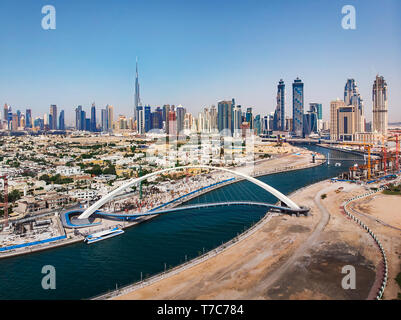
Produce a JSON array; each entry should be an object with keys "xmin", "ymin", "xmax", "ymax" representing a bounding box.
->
[
  {"xmin": 114, "ymin": 179, "xmax": 383, "ymax": 300},
  {"xmin": 349, "ymin": 193, "xmax": 401, "ymax": 299},
  {"xmin": 351, "ymin": 195, "xmax": 401, "ymax": 229},
  {"xmin": 256, "ymin": 142, "xmax": 301, "ymax": 155},
  {"xmin": 236, "ymin": 147, "xmax": 319, "ymax": 177}
]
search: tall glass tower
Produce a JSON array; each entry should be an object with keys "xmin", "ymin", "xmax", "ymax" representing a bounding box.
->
[
  {"xmin": 134, "ymin": 58, "xmax": 141, "ymax": 122},
  {"xmin": 59, "ymin": 110, "xmax": 65, "ymax": 130},
  {"xmin": 75, "ymin": 105, "xmax": 83, "ymax": 130},
  {"xmin": 217, "ymin": 99, "xmax": 234, "ymax": 135},
  {"xmin": 50, "ymin": 105, "xmax": 57, "ymax": 130},
  {"xmin": 372, "ymin": 75, "xmax": 388, "ymax": 136},
  {"xmin": 344, "ymin": 79, "xmax": 364, "ymax": 133},
  {"xmin": 25, "ymin": 109, "xmax": 32, "ymax": 128},
  {"xmin": 292, "ymin": 77, "xmax": 304, "ymax": 137},
  {"xmin": 274, "ymin": 79, "xmax": 285, "ymax": 131},
  {"xmin": 90, "ymin": 103, "xmax": 96, "ymax": 132}
]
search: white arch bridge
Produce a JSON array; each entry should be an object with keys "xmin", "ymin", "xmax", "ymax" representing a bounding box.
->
[{"xmin": 76, "ymin": 165, "xmax": 308, "ymax": 222}]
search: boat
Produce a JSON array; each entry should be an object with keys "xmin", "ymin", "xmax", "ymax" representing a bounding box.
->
[{"xmin": 84, "ymin": 227, "xmax": 124, "ymax": 244}]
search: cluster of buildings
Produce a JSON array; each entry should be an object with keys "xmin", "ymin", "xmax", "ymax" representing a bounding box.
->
[
  {"xmin": 0, "ymin": 59, "xmax": 391, "ymax": 143},
  {"xmin": 330, "ymin": 75, "xmax": 389, "ymax": 143},
  {"xmin": 0, "ymin": 104, "xmax": 65, "ymax": 132},
  {"xmin": 0, "ymin": 131, "xmax": 260, "ymax": 220}
]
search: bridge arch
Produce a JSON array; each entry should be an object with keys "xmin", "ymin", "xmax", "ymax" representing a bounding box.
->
[{"xmin": 78, "ymin": 165, "xmax": 300, "ymax": 220}]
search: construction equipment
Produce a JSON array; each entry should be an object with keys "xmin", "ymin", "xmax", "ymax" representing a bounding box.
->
[
  {"xmin": 381, "ymin": 136, "xmax": 387, "ymax": 175},
  {"xmin": 388, "ymin": 133, "xmax": 400, "ymax": 172},
  {"xmin": 340, "ymin": 141, "xmax": 374, "ymax": 180}
]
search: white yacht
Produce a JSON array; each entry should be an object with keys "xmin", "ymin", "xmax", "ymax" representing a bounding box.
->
[{"xmin": 84, "ymin": 227, "xmax": 124, "ymax": 244}]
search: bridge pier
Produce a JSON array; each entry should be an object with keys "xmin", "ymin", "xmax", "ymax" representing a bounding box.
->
[{"xmin": 279, "ymin": 202, "xmax": 310, "ymax": 217}]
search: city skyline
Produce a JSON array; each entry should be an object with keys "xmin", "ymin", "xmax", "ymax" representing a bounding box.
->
[
  {"xmin": 0, "ymin": 74, "xmax": 395, "ymax": 129},
  {"xmin": 0, "ymin": 0, "xmax": 400, "ymax": 123}
]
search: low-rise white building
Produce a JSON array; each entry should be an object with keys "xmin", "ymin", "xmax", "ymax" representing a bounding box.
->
[
  {"xmin": 68, "ymin": 189, "xmax": 97, "ymax": 200},
  {"xmin": 56, "ymin": 166, "xmax": 82, "ymax": 176}
]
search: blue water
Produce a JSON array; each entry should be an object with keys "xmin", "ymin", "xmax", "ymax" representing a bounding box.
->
[{"xmin": 0, "ymin": 145, "xmax": 364, "ymax": 299}]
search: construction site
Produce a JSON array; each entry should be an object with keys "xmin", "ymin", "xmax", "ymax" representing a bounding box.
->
[{"xmin": 335, "ymin": 131, "xmax": 401, "ymax": 183}]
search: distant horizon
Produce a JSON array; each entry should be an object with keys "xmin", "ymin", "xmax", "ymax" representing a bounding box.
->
[{"xmin": 1, "ymin": 0, "xmax": 400, "ymax": 124}]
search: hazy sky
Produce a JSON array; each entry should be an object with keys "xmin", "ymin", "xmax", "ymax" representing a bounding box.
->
[{"xmin": 1, "ymin": 0, "xmax": 400, "ymax": 125}]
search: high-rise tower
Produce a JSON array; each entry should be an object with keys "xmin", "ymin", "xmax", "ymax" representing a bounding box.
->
[
  {"xmin": 217, "ymin": 99, "xmax": 235, "ymax": 135},
  {"xmin": 134, "ymin": 58, "xmax": 141, "ymax": 122},
  {"xmin": 106, "ymin": 104, "xmax": 114, "ymax": 132},
  {"xmin": 274, "ymin": 79, "xmax": 285, "ymax": 131},
  {"xmin": 344, "ymin": 79, "xmax": 364, "ymax": 133},
  {"xmin": 90, "ymin": 103, "xmax": 97, "ymax": 132},
  {"xmin": 292, "ymin": 78, "xmax": 304, "ymax": 137},
  {"xmin": 59, "ymin": 110, "xmax": 65, "ymax": 130},
  {"xmin": 372, "ymin": 75, "xmax": 388, "ymax": 136},
  {"xmin": 176, "ymin": 105, "xmax": 185, "ymax": 134},
  {"xmin": 50, "ymin": 105, "xmax": 57, "ymax": 130},
  {"xmin": 25, "ymin": 109, "xmax": 32, "ymax": 128}
]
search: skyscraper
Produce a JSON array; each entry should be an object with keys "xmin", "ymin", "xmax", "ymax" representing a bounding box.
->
[
  {"xmin": 262, "ymin": 116, "xmax": 269, "ymax": 134},
  {"xmin": 155, "ymin": 107, "xmax": 163, "ymax": 129},
  {"xmin": 16, "ymin": 110, "xmax": 21, "ymax": 128},
  {"xmin": 330, "ymin": 99, "xmax": 358, "ymax": 141},
  {"xmin": 7, "ymin": 106, "xmax": 12, "ymax": 131},
  {"xmin": 163, "ymin": 104, "xmax": 170, "ymax": 134},
  {"xmin": 372, "ymin": 75, "xmax": 388, "ymax": 136},
  {"xmin": 254, "ymin": 115, "xmax": 261, "ymax": 135},
  {"xmin": 309, "ymin": 103, "xmax": 322, "ymax": 132},
  {"xmin": 134, "ymin": 58, "xmax": 141, "ymax": 122},
  {"xmin": 90, "ymin": 103, "xmax": 97, "ymax": 132},
  {"xmin": 344, "ymin": 79, "xmax": 364, "ymax": 133},
  {"xmin": 75, "ymin": 105, "xmax": 82, "ymax": 130},
  {"xmin": 176, "ymin": 105, "xmax": 185, "ymax": 134},
  {"xmin": 274, "ymin": 79, "xmax": 285, "ymax": 131},
  {"xmin": 330, "ymin": 99, "xmax": 343, "ymax": 141},
  {"xmin": 246, "ymin": 107, "xmax": 253, "ymax": 129},
  {"xmin": 101, "ymin": 108, "xmax": 108, "ymax": 132},
  {"xmin": 106, "ymin": 105, "xmax": 114, "ymax": 132},
  {"xmin": 218, "ymin": 99, "xmax": 234, "ymax": 135},
  {"xmin": 47, "ymin": 114, "xmax": 53, "ymax": 131},
  {"xmin": 233, "ymin": 105, "xmax": 242, "ymax": 134},
  {"xmin": 50, "ymin": 105, "xmax": 57, "ymax": 130},
  {"xmin": 25, "ymin": 109, "xmax": 32, "ymax": 128},
  {"xmin": 209, "ymin": 105, "xmax": 218, "ymax": 132},
  {"xmin": 59, "ymin": 110, "xmax": 65, "ymax": 130},
  {"xmin": 303, "ymin": 105, "xmax": 318, "ymax": 136},
  {"xmin": 144, "ymin": 105, "xmax": 151, "ymax": 132},
  {"xmin": 151, "ymin": 109, "xmax": 163, "ymax": 130},
  {"xmin": 3, "ymin": 104, "xmax": 8, "ymax": 123},
  {"xmin": 168, "ymin": 110, "xmax": 177, "ymax": 136},
  {"xmin": 137, "ymin": 105, "xmax": 144, "ymax": 134},
  {"xmin": 292, "ymin": 77, "xmax": 304, "ymax": 137}
]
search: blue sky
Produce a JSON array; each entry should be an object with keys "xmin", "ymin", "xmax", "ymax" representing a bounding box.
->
[{"xmin": 0, "ymin": 0, "xmax": 400, "ymax": 124}]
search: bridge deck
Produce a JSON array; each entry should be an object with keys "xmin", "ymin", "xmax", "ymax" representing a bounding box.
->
[{"xmin": 63, "ymin": 202, "xmax": 310, "ymax": 228}]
